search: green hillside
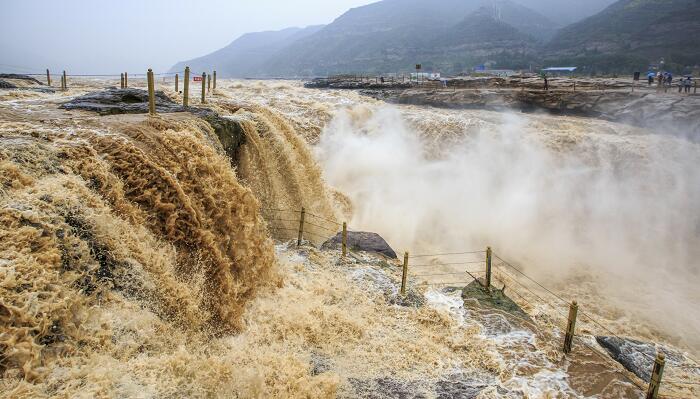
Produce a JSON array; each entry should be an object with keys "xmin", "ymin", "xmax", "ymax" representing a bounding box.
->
[
  {"xmin": 545, "ymin": 0, "xmax": 700, "ymax": 73},
  {"xmin": 261, "ymin": 0, "xmax": 553, "ymax": 76}
]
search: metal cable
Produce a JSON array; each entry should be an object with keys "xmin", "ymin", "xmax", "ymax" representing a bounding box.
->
[
  {"xmin": 493, "ymin": 253, "xmax": 569, "ymax": 305},
  {"xmin": 425, "ymin": 280, "xmax": 476, "ymax": 286},
  {"xmin": 304, "ymin": 220, "xmax": 337, "ymax": 232},
  {"xmin": 577, "ymin": 339, "xmax": 648, "ymax": 391},
  {"xmin": 409, "ymin": 250, "xmax": 485, "ymax": 258},
  {"xmin": 411, "ymin": 261, "xmax": 484, "ymax": 267},
  {"xmin": 268, "ymin": 218, "xmax": 299, "ymax": 224},
  {"xmin": 665, "ymin": 380, "xmax": 700, "ymax": 386},
  {"xmin": 413, "ymin": 272, "xmax": 471, "ymax": 277},
  {"xmin": 304, "ymin": 211, "xmax": 341, "ymax": 225},
  {"xmin": 494, "ymin": 269, "xmax": 570, "ymax": 320},
  {"xmin": 494, "ymin": 254, "xmax": 658, "ymax": 364}
]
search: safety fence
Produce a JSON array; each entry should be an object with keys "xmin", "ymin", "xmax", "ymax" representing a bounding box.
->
[
  {"xmin": 261, "ymin": 207, "xmax": 346, "ymax": 252},
  {"xmin": 1, "ymin": 65, "xmax": 222, "ymax": 112},
  {"xmin": 258, "ymin": 207, "xmax": 699, "ymax": 397},
  {"xmin": 397, "ymin": 247, "xmax": 699, "ymax": 398}
]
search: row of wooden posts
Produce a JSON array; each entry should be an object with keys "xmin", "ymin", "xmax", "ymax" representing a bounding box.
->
[
  {"xmin": 44, "ymin": 67, "xmax": 218, "ymax": 114},
  {"xmin": 295, "ymin": 207, "xmax": 349, "ymax": 257},
  {"xmin": 292, "ymin": 205, "xmax": 662, "ymax": 389},
  {"xmin": 145, "ymin": 67, "xmax": 217, "ymax": 115},
  {"xmin": 292, "ymin": 204, "xmax": 664, "ymax": 398},
  {"xmin": 46, "ymin": 69, "xmax": 68, "ymax": 90}
]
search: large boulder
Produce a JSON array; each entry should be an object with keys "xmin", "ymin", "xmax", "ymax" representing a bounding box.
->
[
  {"xmin": 322, "ymin": 231, "xmax": 397, "ymax": 259},
  {"xmin": 59, "ymin": 88, "xmax": 247, "ymax": 162},
  {"xmin": 0, "ymin": 73, "xmax": 44, "ymax": 86},
  {"xmin": 595, "ymin": 336, "xmax": 687, "ymax": 381},
  {"xmin": 60, "ymin": 88, "xmax": 185, "ymax": 115},
  {"xmin": 0, "ymin": 73, "xmax": 54, "ymax": 93},
  {"xmin": 461, "ymin": 280, "xmax": 531, "ymax": 322}
]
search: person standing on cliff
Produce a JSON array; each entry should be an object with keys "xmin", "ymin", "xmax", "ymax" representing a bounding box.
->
[{"xmin": 543, "ymin": 74, "xmax": 549, "ymax": 91}]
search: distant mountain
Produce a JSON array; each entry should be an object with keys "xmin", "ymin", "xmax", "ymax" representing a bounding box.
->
[
  {"xmin": 259, "ymin": 0, "xmax": 554, "ymax": 76},
  {"xmin": 170, "ymin": 0, "xmax": 698, "ymax": 77},
  {"xmin": 545, "ymin": 0, "xmax": 700, "ymax": 73},
  {"xmin": 169, "ymin": 25, "xmax": 324, "ymax": 77},
  {"xmin": 516, "ymin": 0, "xmax": 617, "ymax": 25}
]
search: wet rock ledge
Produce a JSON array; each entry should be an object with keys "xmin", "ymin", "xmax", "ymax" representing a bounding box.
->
[
  {"xmin": 60, "ymin": 88, "xmax": 245, "ymax": 162},
  {"xmin": 0, "ymin": 73, "xmax": 55, "ymax": 93}
]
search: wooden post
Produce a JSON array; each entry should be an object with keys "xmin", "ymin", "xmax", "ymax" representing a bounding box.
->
[
  {"xmin": 401, "ymin": 252, "xmax": 409, "ymax": 296},
  {"xmin": 62, "ymin": 70, "xmax": 67, "ymax": 90},
  {"xmin": 485, "ymin": 247, "xmax": 492, "ymax": 289},
  {"xmin": 201, "ymin": 72, "xmax": 206, "ymax": 104},
  {"xmin": 120, "ymin": 73, "xmax": 124, "ymax": 89},
  {"xmin": 183, "ymin": 67, "xmax": 190, "ymax": 107},
  {"xmin": 342, "ymin": 222, "xmax": 347, "ymax": 257},
  {"xmin": 124, "ymin": 72, "xmax": 128, "ymax": 87},
  {"xmin": 646, "ymin": 353, "xmax": 665, "ymax": 399},
  {"xmin": 146, "ymin": 69, "xmax": 156, "ymax": 115},
  {"xmin": 213, "ymin": 70, "xmax": 216, "ymax": 90},
  {"xmin": 563, "ymin": 301, "xmax": 578, "ymax": 354},
  {"xmin": 207, "ymin": 73, "xmax": 211, "ymax": 92},
  {"xmin": 46, "ymin": 69, "xmax": 51, "ymax": 86},
  {"xmin": 297, "ymin": 207, "xmax": 305, "ymax": 247},
  {"xmin": 175, "ymin": 73, "xmax": 178, "ymax": 92},
  {"xmin": 573, "ymin": 81, "xmax": 576, "ymax": 92}
]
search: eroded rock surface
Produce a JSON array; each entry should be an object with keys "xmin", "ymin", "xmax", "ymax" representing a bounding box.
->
[
  {"xmin": 595, "ymin": 336, "xmax": 687, "ymax": 381},
  {"xmin": 59, "ymin": 88, "xmax": 246, "ymax": 162},
  {"xmin": 60, "ymin": 88, "xmax": 185, "ymax": 114},
  {"xmin": 322, "ymin": 231, "xmax": 397, "ymax": 259},
  {"xmin": 0, "ymin": 73, "xmax": 54, "ymax": 92}
]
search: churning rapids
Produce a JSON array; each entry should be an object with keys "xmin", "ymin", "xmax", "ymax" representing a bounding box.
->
[{"xmin": 0, "ymin": 78, "xmax": 698, "ymax": 398}]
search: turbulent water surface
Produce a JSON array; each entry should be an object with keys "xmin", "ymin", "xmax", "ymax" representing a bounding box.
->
[{"xmin": 0, "ymin": 78, "xmax": 698, "ymax": 398}]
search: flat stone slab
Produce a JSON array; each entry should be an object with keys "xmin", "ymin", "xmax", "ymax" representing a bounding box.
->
[
  {"xmin": 0, "ymin": 74, "xmax": 54, "ymax": 93},
  {"xmin": 322, "ymin": 231, "xmax": 397, "ymax": 259},
  {"xmin": 0, "ymin": 73, "xmax": 44, "ymax": 85},
  {"xmin": 60, "ymin": 88, "xmax": 185, "ymax": 115}
]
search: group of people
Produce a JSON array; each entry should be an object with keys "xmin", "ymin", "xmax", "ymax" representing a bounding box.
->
[
  {"xmin": 647, "ymin": 71, "xmax": 694, "ymax": 93},
  {"xmin": 678, "ymin": 75, "xmax": 695, "ymax": 93}
]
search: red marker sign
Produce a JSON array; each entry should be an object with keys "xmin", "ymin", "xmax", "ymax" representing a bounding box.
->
[{"xmin": 193, "ymin": 76, "xmax": 202, "ymax": 82}]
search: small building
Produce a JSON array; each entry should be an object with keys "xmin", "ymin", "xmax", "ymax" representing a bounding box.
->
[
  {"xmin": 541, "ymin": 67, "xmax": 577, "ymax": 76},
  {"xmin": 481, "ymin": 69, "xmax": 516, "ymax": 77},
  {"xmin": 410, "ymin": 72, "xmax": 440, "ymax": 81}
]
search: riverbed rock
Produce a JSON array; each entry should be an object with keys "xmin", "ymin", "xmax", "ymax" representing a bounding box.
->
[
  {"xmin": 0, "ymin": 74, "xmax": 44, "ymax": 86},
  {"xmin": 307, "ymin": 76, "xmax": 700, "ymax": 134},
  {"xmin": 60, "ymin": 88, "xmax": 247, "ymax": 162},
  {"xmin": 461, "ymin": 280, "xmax": 531, "ymax": 322},
  {"xmin": 60, "ymin": 88, "xmax": 185, "ymax": 114},
  {"xmin": 349, "ymin": 265, "xmax": 425, "ymax": 308},
  {"xmin": 347, "ymin": 377, "xmax": 428, "ymax": 399},
  {"xmin": 322, "ymin": 231, "xmax": 397, "ymax": 259},
  {"xmin": 434, "ymin": 372, "xmax": 502, "ymax": 399},
  {"xmin": 595, "ymin": 336, "xmax": 687, "ymax": 381},
  {"xmin": 0, "ymin": 74, "xmax": 55, "ymax": 93}
]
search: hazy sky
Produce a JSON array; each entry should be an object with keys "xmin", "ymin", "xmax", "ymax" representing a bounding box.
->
[{"xmin": 1, "ymin": 0, "xmax": 376, "ymax": 75}]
